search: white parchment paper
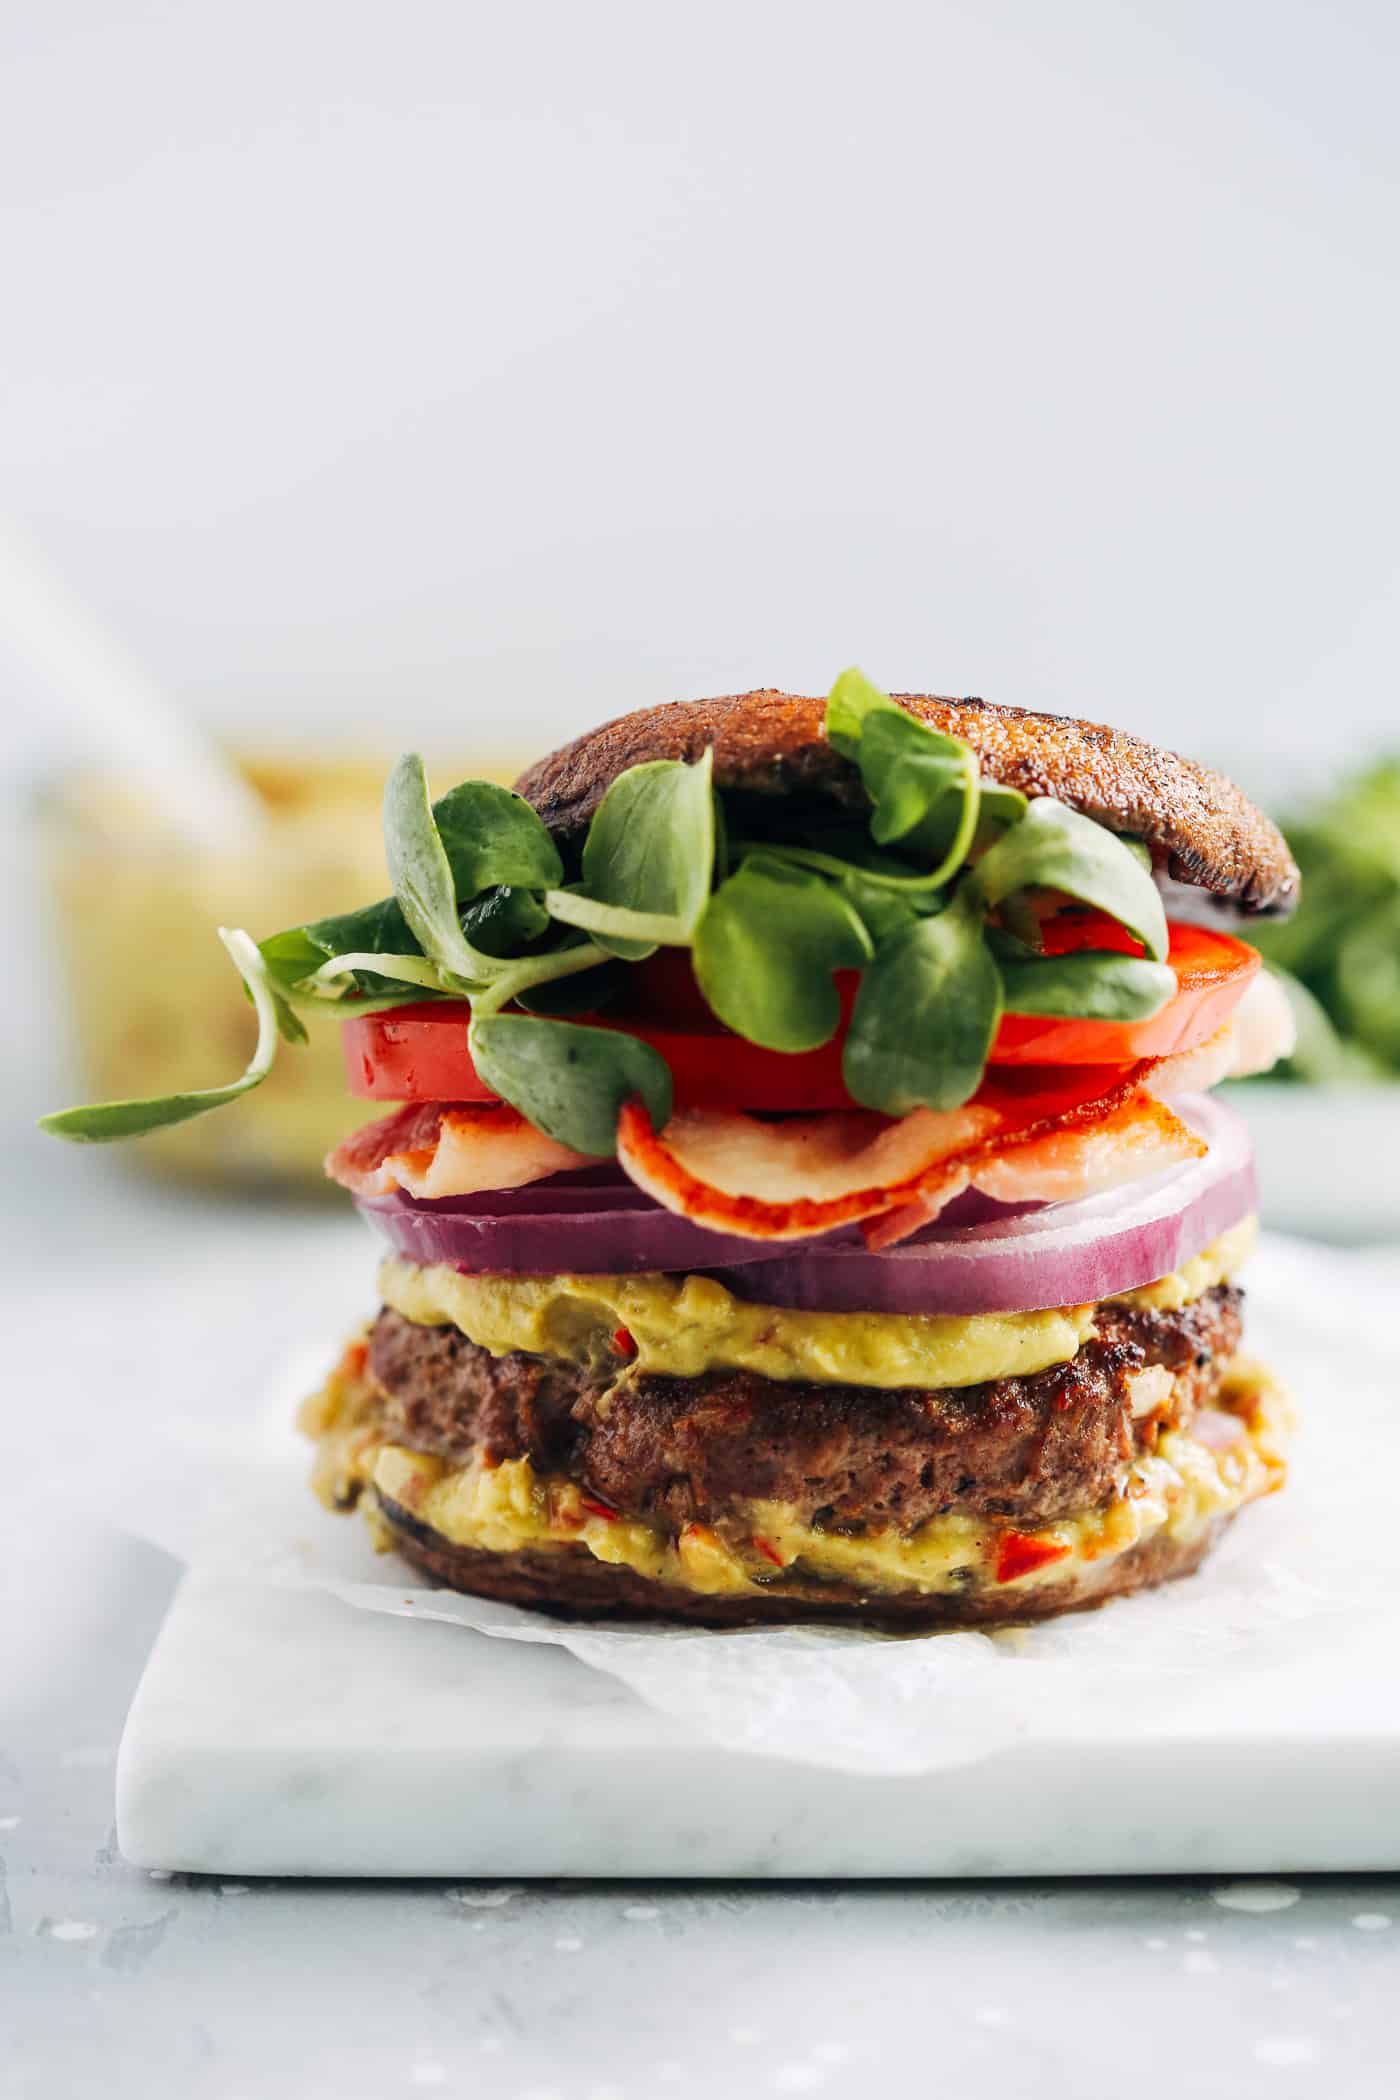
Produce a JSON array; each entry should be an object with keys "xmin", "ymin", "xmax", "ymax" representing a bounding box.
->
[{"xmin": 93, "ymin": 1235, "xmax": 1400, "ymax": 1776}]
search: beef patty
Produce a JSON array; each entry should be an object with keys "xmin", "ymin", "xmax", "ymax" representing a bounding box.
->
[{"xmin": 365, "ymin": 1285, "xmax": 1242, "ymax": 1535}]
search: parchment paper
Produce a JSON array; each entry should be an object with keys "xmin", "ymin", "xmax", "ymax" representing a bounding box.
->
[{"xmin": 93, "ymin": 1235, "xmax": 1400, "ymax": 1776}]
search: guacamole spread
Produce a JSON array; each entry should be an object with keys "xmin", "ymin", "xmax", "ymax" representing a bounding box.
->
[{"xmin": 376, "ymin": 1217, "xmax": 1255, "ymax": 1392}]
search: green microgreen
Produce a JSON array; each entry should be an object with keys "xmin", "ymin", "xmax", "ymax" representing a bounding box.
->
[{"xmin": 41, "ymin": 668, "xmax": 1182, "ymax": 1149}]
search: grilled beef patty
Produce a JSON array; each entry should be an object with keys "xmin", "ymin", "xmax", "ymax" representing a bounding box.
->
[{"xmin": 366, "ymin": 1285, "xmax": 1242, "ymax": 1536}]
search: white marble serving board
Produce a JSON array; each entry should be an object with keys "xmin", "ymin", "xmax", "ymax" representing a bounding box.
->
[{"xmin": 118, "ymin": 1575, "xmax": 1400, "ymax": 1878}]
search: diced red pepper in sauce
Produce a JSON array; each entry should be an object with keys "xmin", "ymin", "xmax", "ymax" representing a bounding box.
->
[
  {"xmin": 752, "ymin": 1535, "xmax": 786, "ymax": 1568},
  {"xmin": 580, "ymin": 1495, "xmax": 619, "ymax": 1523},
  {"xmin": 995, "ymin": 1531, "xmax": 1072, "ymax": 1585},
  {"xmin": 612, "ymin": 1327, "xmax": 638, "ymax": 1359},
  {"xmin": 341, "ymin": 1339, "xmax": 369, "ymax": 1379}
]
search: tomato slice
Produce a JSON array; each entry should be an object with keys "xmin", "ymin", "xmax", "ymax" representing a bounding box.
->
[
  {"xmin": 341, "ymin": 919, "xmax": 1259, "ymax": 1109},
  {"xmin": 988, "ymin": 921, "xmax": 1259, "ymax": 1066},
  {"xmin": 342, "ymin": 998, "xmax": 854, "ymax": 1110}
]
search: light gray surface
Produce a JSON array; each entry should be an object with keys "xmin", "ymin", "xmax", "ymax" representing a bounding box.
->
[
  {"xmin": 4, "ymin": 1036, "xmax": 1399, "ymax": 2093},
  {"xmin": 7, "ymin": 1525, "xmax": 1400, "ymax": 2100}
]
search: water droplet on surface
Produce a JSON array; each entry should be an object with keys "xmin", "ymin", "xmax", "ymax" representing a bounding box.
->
[{"xmin": 1211, "ymin": 1881, "xmax": 1300, "ymax": 1914}]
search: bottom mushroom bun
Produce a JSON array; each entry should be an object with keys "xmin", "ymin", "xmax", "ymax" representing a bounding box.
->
[{"xmin": 43, "ymin": 672, "xmax": 1301, "ymax": 1626}]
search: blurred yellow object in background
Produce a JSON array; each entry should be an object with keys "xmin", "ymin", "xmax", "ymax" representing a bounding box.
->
[{"xmin": 41, "ymin": 750, "xmax": 519, "ymax": 1192}]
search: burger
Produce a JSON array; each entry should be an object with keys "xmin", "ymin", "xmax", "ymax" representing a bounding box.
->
[{"xmin": 45, "ymin": 672, "xmax": 1299, "ymax": 1627}]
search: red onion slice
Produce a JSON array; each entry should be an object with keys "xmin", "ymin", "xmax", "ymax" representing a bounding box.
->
[
  {"xmin": 357, "ymin": 1186, "xmax": 803, "ymax": 1275},
  {"xmin": 706, "ymin": 1095, "xmax": 1254, "ymax": 1313},
  {"xmin": 357, "ymin": 1095, "xmax": 1254, "ymax": 1316}
]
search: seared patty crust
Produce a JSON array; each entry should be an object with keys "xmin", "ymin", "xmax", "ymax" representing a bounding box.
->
[
  {"xmin": 514, "ymin": 690, "xmax": 1298, "ymax": 914},
  {"xmin": 366, "ymin": 1285, "xmax": 1243, "ymax": 1536}
]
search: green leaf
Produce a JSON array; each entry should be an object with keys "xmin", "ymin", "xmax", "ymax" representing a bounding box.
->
[
  {"xmin": 842, "ymin": 888, "xmax": 1002, "ymax": 1113},
  {"xmin": 977, "ymin": 784, "xmax": 1030, "ymax": 832},
  {"xmin": 468, "ymin": 1014, "xmax": 673, "ymax": 1157},
  {"xmin": 269, "ymin": 897, "xmax": 418, "ymax": 994},
  {"xmin": 799, "ymin": 826, "xmax": 938, "ymax": 879},
  {"xmin": 41, "ymin": 929, "xmax": 284, "ymax": 1141},
  {"xmin": 825, "ymin": 665, "xmax": 903, "ymax": 757},
  {"xmin": 297, "ymin": 951, "xmax": 450, "ymax": 1000},
  {"xmin": 692, "ymin": 854, "xmax": 872, "ymax": 1052},
  {"xmin": 432, "ymin": 779, "xmax": 563, "ymax": 899},
  {"xmin": 461, "ymin": 884, "xmax": 551, "ymax": 957},
  {"xmin": 547, "ymin": 751, "xmax": 716, "ymax": 960},
  {"xmin": 970, "ymin": 797, "xmax": 1170, "ymax": 962},
  {"xmin": 259, "ymin": 925, "xmax": 336, "ymax": 988},
  {"xmin": 856, "ymin": 708, "xmax": 972, "ymax": 847},
  {"xmin": 579, "ymin": 749, "xmax": 716, "ymax": 946},
  {"xmin": 733, "ymin": 835, "xmax": 953, "ymax": 897},
  {"xmin": 383, "ymin": 753, "xmax": 490, "ymax": 981},
  {"xmin": 835, "ymin": 871, "xmax": 924, "ymax": 947},
  {"xmin": 468, "ymin": 936, "xmax": 613, "ymax": 1020},
  {"xmin": 261, "ymin": 927, "xmax": 350, "ymax": 1020},
  {"xmin": 823, "ymin": 668, "xmax": 982, "ymax": 886},
  {"xmin": 994, "ymin": 945, "xmax": 1176, "ymax": 1020},
  {"xmin": 263, "ymin": 777, "xmax": 563, "ymax": 996},
  {"xmin": 543, "ymin": 893, "xmax": 701, "ymax": 953},
  {"xmin": 270, "ymin": 985, "xmax": 309, "ymax": 1045}
]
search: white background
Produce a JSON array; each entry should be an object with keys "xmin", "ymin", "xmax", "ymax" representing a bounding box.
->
[
  {"xmin": 6, "ymin": 23, "xmax": 1400, "ymax": 2078},
  {"xmin": 2, "ymin": 0, "xmax": 1397, "ymax": 784}
]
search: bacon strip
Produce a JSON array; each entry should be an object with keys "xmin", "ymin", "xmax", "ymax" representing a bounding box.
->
[
  {"xmin": 615, "ymin": 1103, "xmax": 992, "ymax": 1243},
  {"xmin": 864, "ymin": 1094, "xmax": 1203, "ymax": 1249},
  {"xmin": 326, "ymin": 1101, "xmax": 590, "ymax": 1199},
  {"xmin": 1218, "ymin": 967, "xmax": 1296, "ymax": 1079},
  {"xmin": 615, "ymin": 1067, "xmax": 1204, "ymax": 1247},
  {"xmin": 1139, "ymin": 987, "xmax": 1294, "ymax": 1099}
]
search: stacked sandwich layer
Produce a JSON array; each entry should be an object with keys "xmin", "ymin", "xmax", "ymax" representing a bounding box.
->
[
  {"xmin": 39, "ymin": 678, "xmax": 1303, "ymax": 1627},
  {"xmin": 284, "ymin": 685, "xmax": 1302, "ymax": 1627},
  {"xmin": 306, "ymin": 1091, "xmax": 1289, "ymax": 1624}
]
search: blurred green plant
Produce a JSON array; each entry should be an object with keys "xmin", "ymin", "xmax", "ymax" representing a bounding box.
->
[{"xmin": 1250, "ymin": 758, "xmax": 1400, "ymax": 1082}]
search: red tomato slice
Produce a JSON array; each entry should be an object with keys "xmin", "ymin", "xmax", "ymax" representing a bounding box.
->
[
  {"xmin": 342, "ymin": 998, "xmax": 854, "ymax": 1110},
  {"xmin": 988, "ymin": 921, "xmax": 1259, "ymax": 1066},
  {"xmin": 341, "ymin": 920, "xmax": 1259, "ymax": 1109}
]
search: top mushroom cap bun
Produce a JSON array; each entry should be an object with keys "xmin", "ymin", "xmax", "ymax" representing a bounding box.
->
[{"xmin": 515, "ymin": 688, "xmax": 1298, "ymax": 916}]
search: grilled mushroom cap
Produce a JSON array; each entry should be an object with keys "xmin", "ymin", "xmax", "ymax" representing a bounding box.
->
[{"xmin": 516, "ymin": 689, "xmax": 1298, "ymax": 915}]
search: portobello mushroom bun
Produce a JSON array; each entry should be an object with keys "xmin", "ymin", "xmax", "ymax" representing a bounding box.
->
[{"xmin": 45, "ymin": 673, "xmax": 1299, "ymax": 1627}]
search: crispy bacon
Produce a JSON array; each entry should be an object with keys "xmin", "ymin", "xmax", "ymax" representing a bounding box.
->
[
  {"xmin": 615, "ymin": 1067, "xmax": 1203, "ymax": 1247},
  {"xmin": 1138, "ymin": 982, "xmax": 1295, "ymax": 1100},
  {"xmin": 325, "ymin": 1101, "xmax": 589, "ymax": 1199},
  {"xmin": 1219, "ymin": 967, "xmax": 1296, "ymax": 1079},
  {"xmin": 865, "ymin": 1094, "xmax": 1203, "ymax": 1249},
  {"xmin": 616, "ymin": 1099, "xmax": 988, "ymax": 1242}
]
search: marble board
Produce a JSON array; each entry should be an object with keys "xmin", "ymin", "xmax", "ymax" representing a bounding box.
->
[{"xmin": 117, "ymin": 1576, "xmax": 1400, "ymax": 1878}]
